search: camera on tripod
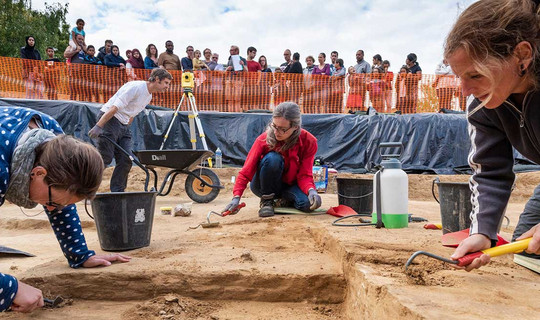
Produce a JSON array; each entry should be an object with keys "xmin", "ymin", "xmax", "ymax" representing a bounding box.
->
[{"xmin": 182, "ymin": 71, "xmax": 195, "ymax": 89}]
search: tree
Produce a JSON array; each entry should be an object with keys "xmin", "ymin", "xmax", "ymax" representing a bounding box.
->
[{"xmin": 0, "ymin": 0, "xmax": 69, "ymax": 59}]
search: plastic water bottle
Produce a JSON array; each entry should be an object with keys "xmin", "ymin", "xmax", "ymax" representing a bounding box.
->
[{"xmin": 215, "ymin": 147, "xmax": 222, "ymax": 168}]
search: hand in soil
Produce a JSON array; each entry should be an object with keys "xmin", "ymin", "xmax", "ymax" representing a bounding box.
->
[
  {"xmin": 450, "ymin": 233, "xmax": 491, "ymax": 271},
  {"xmin": 82, "ymin": 253, "xmax": 132, "ymax": 267},
  {"xmin": 11, "ymin": 281, "xmax": 44, "ymax": 313},
  {"xmin": 516, "ymin": 222, "xmax": 540, "ymax": 254}
]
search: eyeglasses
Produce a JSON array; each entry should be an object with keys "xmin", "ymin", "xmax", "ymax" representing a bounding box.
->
[
  {"xmin": 271, "ymin": 123, "xmax": 292, "ymax": 134},
  {"xmin": 46, "ymin": 185, "xmax": 66, "ymax": 212}
]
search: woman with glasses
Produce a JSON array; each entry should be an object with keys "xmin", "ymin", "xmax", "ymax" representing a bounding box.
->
[
  {"xmin": 223, "ymin": 102, "xmax": 322, "ymax": 217},
  {"xmin": 0, "ymin": 107, "xmax": 130, "ymax": 313}
]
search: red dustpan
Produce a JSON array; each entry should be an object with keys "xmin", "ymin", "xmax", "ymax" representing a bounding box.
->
[
  {"xmin": 441, "ymin": 228, "xmax": 509, "ymax": 247},
  {"xmin": 326, "ymin": 205, "xmax": 358, "ymax": 217}
]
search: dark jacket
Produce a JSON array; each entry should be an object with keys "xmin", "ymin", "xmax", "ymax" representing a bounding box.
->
[
  {"xmin": 467, "ymin": 89, "xmax": 540, "ymax": 241},
  {"xmin": 97, "ymin": 46, "xmax": 109, "ymax": 63},
  {"xmin": 104, "ymin": 53, "xmax": 126, "ymax": 67},
  {"xmin": 285, "ymin": 61, "xmax": 303, "ymax": 74}
]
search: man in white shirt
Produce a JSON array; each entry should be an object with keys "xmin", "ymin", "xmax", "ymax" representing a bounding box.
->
[{"xmin": 88, "ymin": 68, "xmax": 172, "ymax": 191}]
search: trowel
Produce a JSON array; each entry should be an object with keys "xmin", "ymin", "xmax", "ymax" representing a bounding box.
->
[
  {"xmin": 0, "ymin": 245, "xmax": 35, "ymax": 257},
  {"xmin": 189, "ymin": 202, "xmax": 246, "ymax": 229}
]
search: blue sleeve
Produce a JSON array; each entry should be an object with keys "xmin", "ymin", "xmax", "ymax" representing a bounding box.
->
[
  {"xmin": 104, "ymin": 55, "xmax": 117, "ymax": 67},
  {"xmin": 0, "ymin": 273, "xmax": 18, "ymax": 312},
  {"xmin": 46, "ymin": 205, "xmax": 96, "ymax": 268},
  {"xmin": 144, "ymin": 57, "xmax": 156, "ymax": 69},
  {"xmin": 181, "ymin": 57, "xmax": 191, "ymax": 71}
]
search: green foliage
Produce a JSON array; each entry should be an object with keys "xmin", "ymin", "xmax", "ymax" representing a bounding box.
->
[{"xmin": 0, "ymin": 0, "xmax": 69, "ymax": 59}]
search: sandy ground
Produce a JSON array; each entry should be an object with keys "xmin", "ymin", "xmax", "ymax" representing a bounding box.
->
[{"xmin": 0, "ymin": 168, "xmax": 539, "ymax": 319}]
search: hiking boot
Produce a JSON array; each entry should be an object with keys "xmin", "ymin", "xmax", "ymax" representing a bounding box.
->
[{"xmin": 258, "ymin": 194, "xmax": 275, "ymax": 217}]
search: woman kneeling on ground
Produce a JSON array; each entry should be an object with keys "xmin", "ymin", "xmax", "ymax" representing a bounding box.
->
[
  {"xmin": 223, "ymin": 102, "xmax": 322, "ymax": 217},
  {"xmin": 445, "ymin": 0, "xmax": 540, "ymax": 271},
  {"xmin": 0, "ymin": 107, "xmax": 130, "ymax": 313}
]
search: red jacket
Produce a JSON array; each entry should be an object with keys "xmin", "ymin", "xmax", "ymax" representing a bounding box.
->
[{"xmin": 233, "ymin": 129, "xmax": 318, "ymax": 197}]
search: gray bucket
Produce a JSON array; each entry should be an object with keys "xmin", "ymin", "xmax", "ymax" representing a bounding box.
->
[
  {"xmin": 89, "ymin": 192, "xmax": 157, "ymax": 251},
  {"xmin": 336, "ymin": 178, "xmax": 373, "ymax": 215},
  {"xmin": 432, "ymin": 178, "xmax": 472, "ymax": 234}
]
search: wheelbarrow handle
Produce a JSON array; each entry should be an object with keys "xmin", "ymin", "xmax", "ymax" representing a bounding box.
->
[{"xmin": 222, "ymin": 202, "xmax": 246, "ymax": 217}]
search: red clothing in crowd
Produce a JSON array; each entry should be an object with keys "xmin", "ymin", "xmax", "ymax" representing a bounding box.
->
[
  {"xmin": 233, "ymin": 129, "xmax": 318, "ymax": 197},
  {"xmin": 247, "ymin": 60, "xmax": 262, "ymax": 72}
]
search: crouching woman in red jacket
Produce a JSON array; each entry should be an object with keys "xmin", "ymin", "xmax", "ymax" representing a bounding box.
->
[{"xmin": 223, "ymin": 102, "xmax": 322, "ymax": 217}]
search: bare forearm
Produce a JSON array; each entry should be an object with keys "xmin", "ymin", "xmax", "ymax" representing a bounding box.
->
[{"xmin": 97, "ymin": 106, "xmax": 118, "ymax": 127}]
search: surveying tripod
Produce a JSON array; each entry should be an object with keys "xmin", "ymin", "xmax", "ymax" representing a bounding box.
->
[{"xmin": 160, "ymin": 80, "xmax": 208, "ymax": 151}]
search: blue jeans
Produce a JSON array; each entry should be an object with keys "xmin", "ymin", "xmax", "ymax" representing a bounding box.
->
[
  {"xmin": 250, "ymin": 152, "xmax": 311, "ymax": 212},
  {"xmin": 96, "ymin": 113, "xmax": 133, "ymax": 192}
]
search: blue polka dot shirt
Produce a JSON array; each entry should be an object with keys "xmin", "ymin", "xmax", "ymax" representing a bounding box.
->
[{"xmin": 0, "ymin": 107, "xmax": 96, "ymax": 311}]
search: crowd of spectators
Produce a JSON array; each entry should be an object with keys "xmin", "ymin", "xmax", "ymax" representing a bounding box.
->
[{"xmin": 17, "ymin": 19, "xmax": 466, "ymax": 113}]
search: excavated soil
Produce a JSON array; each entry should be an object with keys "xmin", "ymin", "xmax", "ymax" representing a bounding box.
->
[{"xmin": 0, "ymin": 168, "xmax": 539, "ymax": 319}]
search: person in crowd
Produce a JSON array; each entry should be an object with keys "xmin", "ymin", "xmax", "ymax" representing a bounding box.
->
[
  {"xmin": 246, "ymin": 46, "xmax": 262, "ymax": 72},
  {"xmin": 209, "ymin": 53, "xmax": 225, "ymax": 110},
  {"xmin": 303, "ymin": 55, "xmax": 316, "ymax": 112},
  {"xmin": 313, "ymin": 52, "xmax": 331, "ymax": 76},
  {"xmin": 284, "ymin": 52, "xmax": 303, "ymax": 74},
  {"xmin": 225, "ymin": 45, "xmax": 247, "ymax": 112},
  {"xmin": 97, "ymin": 39, "xmax": 113, "ymax": 63},
  {"xmin": 405, "ymin": 53, "xmax": 422, "ymax": 113},
  {"xmin": 329, "ymin": 51, "xmax": 339, "ymax": 74},
  {"xmin": 144, "ymin": 44, "xmax": 159, "ymax": 69},
  {"xmin": 222, "ymin": 102, "xmax": 322, "ymax": 217},
  {"xmin": 192, "ymin": 50, "xmax": 208, "ymax": 70},
  {"xmin": 181, "ymin": 45, "xmax": 194, "ymax": 71},
  {"xmin": 395, "ymin": 65, "xmax": 411, "ymax": 113},
  {"xmin": 368, "ymin": 66, "xmax": 385, "ymax": 111},
  {"xmin": 329, "ymin": 58, "xmax": 346, "ymax": 112},
  {"xmin": 82, "ymin": 45, "xmax": 101, "ymax": 102},
  {"xmin": 43, "ymin": 47, "xmax": 60, "ymax": 100},
  {"xmin": 126, "ymin": 48, "xmax": 145, "ymax": 69},
  {"xmin": 0, "ymin": 107, "xmax": 130, "ymax": 313},
  {"xmin": 280, "ymin": 49, "xmax": 292, "ymax": 71},
  {"xmin": 259, "ymin": 55, "xmax": 272, "ymax": 73},
  {"xmin": 157, "ymin": 41, "xmax": 181, "ymax": 71},
  {"xmin": 88, "ymin": 69, "xmax": 172, "ymax": 192},
  {"xmin": 433, "ymin": 59, "xmax": 458, "ymax": 111},
  {"xmin": 346, "ymin": 66, "xmax": 363, "ymax": 111},
  {"xmin": 104, "ymin": 45, "xmax": 126, "ymax": 68},
  {"xmin": 202, "ymin": 48, "xmax": 214, "ymax": 69},
  {"xmin": 69, "ymin": 18, "xmax": 86, "ymax": 51},
  {"xmin": 212, "ymin": 53, "xmax": 224, "ymax": 71},
  {"xmin": 372, "ymin": 54, "xmax": 383, "ymax": 69},
  {"xmin": 64, "ymin": 34, "xmax": 87, "ymax": 101},
  {"xmin": 125, "ymin": 50, "xmax": 132, "ymax": 61},
  {"xmin": 353, "ymin": 50, "xmax": 371, "ymax": 110},
  {"xmin": 444, "ymin": 0, "xmax": 540, "ymax": 271},
  {"xmin": 382, "ymin": 60, "xmax": 394, "ymax": 111},
  {"xmin": 20, "ymin": 36, "xmax": 43, "ymax": 99}
]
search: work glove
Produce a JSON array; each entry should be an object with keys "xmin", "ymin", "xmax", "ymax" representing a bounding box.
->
[
  {"xmin": 223, "ymin": 196, "xmax": 241, "ymax": 214},
  {"xmin": 308, "ymin": 188, "xmax": 322, "ymax": 211},
  {"xmin": 88, "ymin": 125, "xmax": 104, "ymax": 139}
]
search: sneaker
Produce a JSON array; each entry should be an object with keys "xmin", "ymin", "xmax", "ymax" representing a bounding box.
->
[{"xmin": 258, "ymin": 195, "xmax": 275, "ymax": 218}]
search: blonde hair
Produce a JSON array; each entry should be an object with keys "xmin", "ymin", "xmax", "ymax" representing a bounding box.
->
[
  {"xmin": 444, "ymin": 0, "xmax": 540, "ymax": 105},
  {"xmin": 35, "ymin": 135, "xmax": 104, "ymax": 199},
  {"xmin": 265, "ymin": 102, "xmax": 302, "ymax": 152}
]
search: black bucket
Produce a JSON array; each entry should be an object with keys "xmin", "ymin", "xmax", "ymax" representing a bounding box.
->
[
  {"xmin": 432, "ymin": 178, "xmax": 472, "ymax": 234},
  {"xmin": 336, "ymin": 178, "xmax": 373, "ymax": 215},
  {"xmin": 89, "ymin": 192, "xmax": 157, "ymax": 251}
]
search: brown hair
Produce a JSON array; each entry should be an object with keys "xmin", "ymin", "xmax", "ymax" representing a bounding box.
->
[
  {"xmin": 148, "ymin": 68, "xmax": 172, "ymax": 82},
  {"xmin": 146, "ymin": 43, "xmax": 158, "ymax": 58},
  {"xmin": 265, "ymin": 102, "xmax": 302, "ymax": 152},
  {"xmin": 35, "ymin": 135, "xmax": 104, "ymax": 199},
  {"xmin": 444, "ymin": 0, "xmax": 540, "ymax": 92}
]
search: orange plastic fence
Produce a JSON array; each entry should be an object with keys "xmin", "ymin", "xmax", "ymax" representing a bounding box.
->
[{"xmin": 0, "ymin": 56, "xmax": 467, "ymax": 113}]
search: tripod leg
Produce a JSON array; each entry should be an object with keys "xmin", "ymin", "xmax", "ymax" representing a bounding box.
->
[
  {"xmin": 188, "ymin": 92, "xmax": 209, "ymax": 150},
  {"xmin": 160, "ymin": 93, "xmax": 186, "ymax": 150}
]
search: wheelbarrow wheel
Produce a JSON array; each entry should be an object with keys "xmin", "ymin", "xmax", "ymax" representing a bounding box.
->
[{"xmin": 185, "ymin": 168, "xmax": 220, "ymax": 203}]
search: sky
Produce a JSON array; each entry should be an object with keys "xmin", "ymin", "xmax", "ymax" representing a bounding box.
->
[{"xmin": 32, "ymin": 0, "xmax": 475, "ymax": 73}]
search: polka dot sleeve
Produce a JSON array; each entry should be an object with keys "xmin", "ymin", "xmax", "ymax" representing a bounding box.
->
[
  {"xmin": 0, "ymin": 273, "xmax": 18, "ymax": 312},
  {"xmin": 46, "ymin": 205, "xmax": 95, "ymax": 268}
]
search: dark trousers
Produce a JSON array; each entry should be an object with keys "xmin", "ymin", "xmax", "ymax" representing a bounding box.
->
[
  {"xmin": 250, "ymin": 151, "xmax": 311, "ymax": 212},
  {"xmin": 513, "ymin": 184, "xmax": 540, "ymax": 259},
  {"xmin": 96, "ymin": 113, "xmax": 133, "ymax": 192}
]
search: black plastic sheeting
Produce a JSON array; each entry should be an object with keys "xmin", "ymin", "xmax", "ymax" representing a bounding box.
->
[{"xmin": 1, "ymin": 98, "xmax": 537, "ymax": 174}]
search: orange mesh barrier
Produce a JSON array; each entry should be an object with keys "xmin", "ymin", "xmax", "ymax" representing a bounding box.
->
[{"xmin": 0, "ymin": 56, "xmax": 467, "ymax": 113}]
